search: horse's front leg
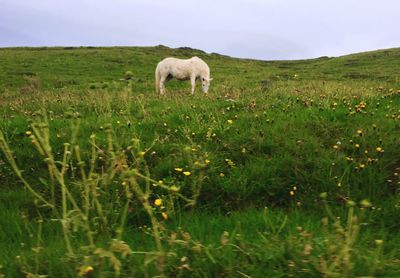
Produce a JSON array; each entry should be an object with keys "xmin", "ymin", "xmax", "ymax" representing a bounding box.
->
[{"xmin": 190, "ymin": 76, "xmax": 196, "ymax": 95}]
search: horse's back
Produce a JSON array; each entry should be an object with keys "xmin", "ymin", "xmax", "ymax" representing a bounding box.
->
[{"xmin": 157, "ymin": 56, "xmax": 209, "ymax": 77}]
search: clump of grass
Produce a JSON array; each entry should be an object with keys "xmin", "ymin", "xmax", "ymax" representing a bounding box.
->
[
  {"xmin": 123, "ymin": 71, "xmax": 134, "ymax": 80},
  {"xmin": 0, "ymin": 110, "xmax": 205, "ymax": 276},
  {"xmin": 20, "ymin": 75, "xmax": 41, "ymax": 94}
]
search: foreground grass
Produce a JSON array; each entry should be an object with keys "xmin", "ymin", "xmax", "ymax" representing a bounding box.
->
[{"xmin": 0, "ymin": 46, "xmax": 399, "ymax": 277}]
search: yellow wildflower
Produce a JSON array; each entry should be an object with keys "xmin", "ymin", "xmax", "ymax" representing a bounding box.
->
[
  {"xmin": 81, "ymin": 266, "xmax": 94, "ymax": 276},
  {"xmin": 154, "ymin": 199, "xmax": 162, "ymax": 206},
  {"xmin": 25, "ymin": 131, "xmax": 32, "ymax": 136},
  {"xmin": 175, "ymin": 168, "xmax": 183, "ymax": 172},
  {"xmin": 227, "ymin": 119, "xmax": 233, "ymax": 124},
  {"xmin": 183, "ymin": 171, "xmax": 191, "ymax": 176},
  {"xmin": 162, "ymin": 212, "xmax": 168, "ymax": 220}
]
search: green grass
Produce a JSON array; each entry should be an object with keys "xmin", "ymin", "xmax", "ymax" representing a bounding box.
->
[{"xmin": 0, "ymin": 46, "xmax": 400, "ymax": 277}]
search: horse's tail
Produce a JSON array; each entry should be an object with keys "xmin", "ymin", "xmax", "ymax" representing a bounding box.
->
[{"xmin": 155, "ymin": 65, "xmax": 160, "ymax": 93}]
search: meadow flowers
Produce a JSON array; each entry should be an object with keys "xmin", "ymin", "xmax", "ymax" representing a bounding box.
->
[
  {"xmin": 333, "ymin": 145, "xmax": 339, "ymax": 150},
  {"xmin": 79, "ymin": 266, "xmax": 94, "ymax": 276},
  {"xmin": 154, "ymin": 199, "xmax": 162, "ymax": 206},
  {"xmin": 225, "ymin": 158, "xmax": 235, "ymax": 167}
]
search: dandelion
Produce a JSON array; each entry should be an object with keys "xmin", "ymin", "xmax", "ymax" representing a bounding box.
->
[
  {"xmin": 205, "ymin": 159, "xmax": 211, "ymax": 164},
  {"xmin": 376, "ymin": 147, "xmax": 384, "ymax": 153},
  {"xmin": 154, "ymin": 199, "xmax": 162, "ymax": 206},
  {"xmin": 82, "ymin": 266, "xmax": 94, "ymax": 276},
  {"xmin": 355, "ymin": 143, "xmax": 360, "ymax": 148},
  {"xmin": 346, "ymin": 156, "xmax": 353, "ymax": 162},
  {"xmin": 162, "ymin": 212, "xmax": 168, "ymax": 220},
  {"xmin": 25, "ymin": 131, "xmax": 32, "ymax": 136},
  {"xmin": 183, "ymin": 171, "xmax": 191, "ymax": 176},
  {"xmin": 227, "ymin": 119, "xmax": 233, "ymax": 124},
  {"xmin": 175, "ymin": 168, "xmax": 183, "ymax": 172},
  {"xmin": 290, "ymin": 191, "xmax": 295, "ymax": 196}
]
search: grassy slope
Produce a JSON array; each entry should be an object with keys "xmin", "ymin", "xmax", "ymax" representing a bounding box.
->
[
  {"xmin": 1, "ymin": 46, "xmax": 399, "ymax": 91},
  {"xmin": 0, "ymin": 46, "xmax": 400, "ymax": 276}
]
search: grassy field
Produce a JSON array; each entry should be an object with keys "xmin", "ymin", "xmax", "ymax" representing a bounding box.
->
[{"xmin": 0, "ymin": 46, "xmax": 399, "ymax": 277}]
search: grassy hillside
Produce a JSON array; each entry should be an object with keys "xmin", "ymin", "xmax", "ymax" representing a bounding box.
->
[
  {"xmin": 0, "ymin": 46, "xmax": 400, "ymax": 277},
  {"xmin": 1, "ymin": 46, "xmax": 399, "ymax": 92}
]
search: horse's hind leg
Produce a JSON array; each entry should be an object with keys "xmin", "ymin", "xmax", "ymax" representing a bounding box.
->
[{"xmin": 159, "ymin": 76, "xmax": 167, "ymax": 95}]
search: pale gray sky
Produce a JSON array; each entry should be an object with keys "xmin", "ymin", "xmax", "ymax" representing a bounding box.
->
[{"xmin": 0, "ymin": 0, "xmax": 399, "ymax": 60}]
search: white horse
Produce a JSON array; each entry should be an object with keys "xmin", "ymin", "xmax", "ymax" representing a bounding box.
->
[{"xmin": 155, "ymin": 56, "xmax": 212, "ymax": 95}]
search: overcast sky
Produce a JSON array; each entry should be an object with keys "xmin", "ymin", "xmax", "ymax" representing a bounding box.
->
[{"xmin": 1, "ymin": 0, "xmax": 399, "ymax": 60}]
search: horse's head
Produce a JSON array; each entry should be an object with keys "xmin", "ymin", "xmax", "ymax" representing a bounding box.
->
[{"xmin": 201, "ymin": 77, "xmax": 213, "ymax": 93}]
